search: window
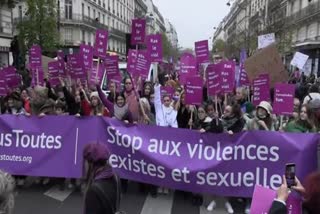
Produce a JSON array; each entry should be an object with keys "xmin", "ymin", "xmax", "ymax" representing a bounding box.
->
[
  {"xmin": 64, "ymin": 28, "xmax": 73, "ymax": 42},
  {"xmin": 112, "ymin": 19, "xmax": 114, "ymax": 28},
  {"xmin": 103, "ymin": 14, "xmax": 105, "ymax": 25},
  {"xmin": 65, "ymin": 0, "xmax": 73, "ymax": 19},
  {"xmin": 88, "ymin": 6, "xmax": 91, "ymax": 17},
  {"xmin": 98, "ymin": 12, "xmax": 100, "ymax": 22},
  {"xmin": 82, "ymin": 30, "xmax": 85, "ymax": 43},
  {"xmin": 82, "ymin": 3, "xmax": 84, "ymax": 15},
  {"xmin": 18, "ymin": 6, "xmax": 22, "ymax": 19},
  {"xmin": 93, "ymin": 9, "xmax": 96, "ymax": 19}
]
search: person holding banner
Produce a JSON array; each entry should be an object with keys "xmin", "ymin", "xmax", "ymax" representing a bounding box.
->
[
  {"xmin": 192, "ymin": 105, "xmax": 223, "ymax": 133},
  {"xmin": 221, "ymin": 103, "xmax": 245, "ymax": 135},
  {"xmin": 284, "ymin": 104, "xmax": 316, "ymax": 133},
  {"xmin": 123, "ymin": 77, "xmax": 139, "ymax": 122}
]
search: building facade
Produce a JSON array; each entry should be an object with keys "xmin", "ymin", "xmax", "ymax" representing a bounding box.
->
[
  {"xmin": 134, "ymin": 0, "xmax": 147, "ymax": 18},
  {"xmin": 165, "ymin": 19, "xmax": 178, "ymax": 49},
  {"xmin": 13, "ymin": 0, "xmax": 135, "ymax": 58},
  {"xmin": 142, "ymin": 0, "xmax": 165, "ymax": 34},
  {"xmin": 0, "ymin": 3, "xmax": 13, "ymax": 67}
]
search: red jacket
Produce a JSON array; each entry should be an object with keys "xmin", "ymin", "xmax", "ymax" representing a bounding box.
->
[{"xmin": 81, "ymin": 100, "xmax": 109, "ymax": 117}]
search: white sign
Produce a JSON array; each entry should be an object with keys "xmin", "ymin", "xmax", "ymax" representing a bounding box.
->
[
  {"xmin": 291, "ymin": 52, "xmax": 309, "ymax": 70},
  {"xmin": 258, "ymin": 33, "xmax": 276, "ymax": 49},
  {"xmin": 303, "ymin": 59, "xmax": 312, "ymax": 76}
]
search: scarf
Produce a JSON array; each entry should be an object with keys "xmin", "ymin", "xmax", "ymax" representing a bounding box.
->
[
  {"xmin": 114, "ymin": 103, "xmax": 129, "ymax": 120},
  {"xmin": 221, "ymin": 116, "xmax": 238, "ymax": 131}
]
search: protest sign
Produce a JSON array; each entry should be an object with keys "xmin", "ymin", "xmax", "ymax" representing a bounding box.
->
[
  {"xmin": 29, "ymin": 45, "xmax": 42, "ymax": 69},
  {"xmin": 146, "ymin": 34, "xmax": 163, "ymax": 62},
  {"xmin": 127, "ymin": 49, "xmax": 138, "ymax": 75},
  {"xmin": 291, "ymin": 52, "xmax": 309, "ymax": 70},
  {"xmin": 31, "ymin": 67, "xmax": 44, "ymax": 87},
  {"xmin": 253, "ymin": 75, "xmax": 270, "ymax": 106},
  {"xmin": 0, "ymin": 72, "xmax": 7, "ymax": 96},
  {"xmin": 221, "ymin": 61, "xmax": 235, "ymax": 93},
  {"xmin": 57, "ymin": 50, "xmax": 65, "ymax": 76},
  {"xmin": 0, "ymin": 116, "xmax": 317, "ymax": 198},
  {"xmin": 131, "ymin": 19, "xmax": 146, "ymax": 45},
  {"xmin": 2, "ymin": 66, "xmax": 21, "ymax": 88},
  {"xmin": 185, "ymin": 76, "xmax": 203, "ymax": 105},
  {"xmin": 109, "ymin": 75, "xmax": 122, "ymax": 92},
  {"xmin": 135, "ymin": 50, "xmax": 151, "ymax": 79},
  {"xmin": 258, "ymin": 33, "xmax": 276, "ymax": 49},
  {"xmin": 244, "ymin": 44, "xmax": 287, "ymax": 87},
  {"xmin": 89, "ymin": 61, "xmax": 105, "ymax": 85},
  {"xmin": 48, "ymin": 61, "xmax": 61, "ymax": 87},
  {"xmin": 68, "ymin": 54, "xmax": 87, "ymax": 83},
  {"xmin": 250, "ymin": 185, "xmax": 276, "ymax": 213},
  {"xmin": 195, "ymin": 40, "xmax": 210, "ymax": 64},
  {"xmin": 206, "ymin": 63, "xmax": 222, "ymax": 96},
  {"xmin": 273, "ymin": 83, "xmax": 295, "ymax": 115},
  {"xmin": 239, "ymin": 66, "xmax": 250, "ymax": 86},
  {"xmin": 160, "ymin": 86, "xmax": 175, "ymax": 103},
  {"xmin": 94, "ymin": 29, "xmax": 108, "ymax": 58},
  {"xmin": 105, "ymin": 55, "xmax": 119, "ymax": 79},
  {"xmin": 179, "ymin": 53, "xmax": 197, "ymax": 84},
  {"xmin": 80, "ymin": 44, "xmax": 94, "ymax": 70}
]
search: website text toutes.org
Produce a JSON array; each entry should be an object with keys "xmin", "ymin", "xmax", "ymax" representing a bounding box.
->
[{"xmin": 0, "ymin": 154, "xmax": 32, "ymax": 164}]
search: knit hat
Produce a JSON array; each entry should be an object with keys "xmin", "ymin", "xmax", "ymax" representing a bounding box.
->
[
  {"xmin": 90, "ymin": 91, "xmax": 99, "ymax": 100},
  {"xmin": 257, "ymin": 101, "xmax": 273, "ymax": 115},
  {"xmin": 308, "ymin": 98, "xmax": 320, "ymax": 110}
]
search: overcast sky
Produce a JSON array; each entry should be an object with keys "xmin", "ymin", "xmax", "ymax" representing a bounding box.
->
[{"xmin": 152, "ymin": 0, "xmax": 230, "ymax": 49}]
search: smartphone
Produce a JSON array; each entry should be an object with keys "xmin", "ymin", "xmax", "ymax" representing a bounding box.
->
[{"xmin": 285, "ymin": 163, "xmax": 296, "ymax": 188}]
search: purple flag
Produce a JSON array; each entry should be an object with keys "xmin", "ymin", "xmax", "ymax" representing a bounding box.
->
[
  {"xmin": 160, "ymin": 86, "xmax": 175, "ymax": 103},
  {"xmin": 105, "ymin": 55, "xmax": 119, "ymax": 79},
  {"xmin": 0, "ymin": 115, "xmax": 318, "ymax": 198},
  {"xmin": 131, "ymin": 19, "xmax": 146, "ymax": 45},
  {"xmin": 185, "ymin": 76, "xmax": 203, "ymax": 105},
  {"xmin": 253, "ymin": 76, "xmax": 271, "ymax": 106},
  {"xmin": 29, "ymin": 45, "xmax": 42, "ymax": 69},
  {"xmin": 146, "ymin": 34, "xmax": 163, "ymax": 62},
  {"xmin": 94, "ymin": 29, "xmax": 108, "ymax": 58},
  {"xmin": 206, "ymin": 64, "xmax": 222, "ymax": 96},
  {"xmin": 57, "ymin": 50, "xmax": 66, "ymax": 76},
  {"xmin": 250, "ymin": 185, "xmax": 276, "ymax": 213},
  {"xmin": 135, "ymin": 50, "xmax": 151, "ymax": 79},
  {"xmin": 127, "ymin": 49, "xmax": 138, "ymax": 75},
  {"xmin": 48, "ymin": 61, "xmax": 61, "ymax": 87},
  {"xmin": 273, "ymin": 83, "xmax": 295, "ymax": 115},
  {"xmin": 80, "ymin": 44, "xmax": 94, "ymax": 70},
  {"xmin": 221, "ymin": 61, "xmax": 236, "ymax": 93},
  {"xmin": 179, "ymin": 53, "xmax": 197, "ymax": 84},
  {"xmin": 195, "ymin": 40, "xmax": 210, "ymax": 64}
]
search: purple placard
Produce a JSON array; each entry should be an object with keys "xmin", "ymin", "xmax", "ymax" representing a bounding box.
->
[
  {"xmin": 80, "ymin": 44, "xmax": 94, "ymax": 70},
  {"xmin": 94, "ymin": 29, "xmax": 108, "ymax": 58},
  {"xmin": 146, "ymin": 34, "xmax": 163, "ymax": 62},
  {"xmin": 273, "ymin": 83, "xmax": 295, "ymax": 115},
  {"xmin": 179, "ymin": 53, "xmax": 197, "ymax": 84},
  {"xmin": 127, "ymin": 49, "xmax": 138, "ymax": 75},
  {"xmin": 221, "ymin": 61, "xmax": 236, "ymax": 93},
  {"xmin": 0, "ymin": 115, "xmax": 318, "ymax": 198},
  {"xmin": 2, "ymin": 66, "xmax": 21, "ymax": 88},
  {"xmin": 195, "ymin": 40, "xmax": 209, "ymax": 64},
  {"xmin": 0, "ymin": 72, "xmax": 8, "ymax": 96},
  {"xmin": 68, "ymin": 54, "xmax": 87, "ymax": 83},
  {"xmin": 135, "ymin": 50, "xmax": 151, "ymax": 79},
  {"xmin": 48, "ymin": 61, "xmax": 61, "ymax": 87},
  {"xmin": 131, "ymin": 19, "xmax": 146, "ymax": 45},
  {"xmin": 89, "ymin": 61, "xmax": 105, "ymax": 85},
  {"xmin": 239, "ymin": 65, "xmax": 250, "ymax": 86},
  {"xmin": 207, "ymin": 64, "xmax": 222, "ymax": 96},
  {"xmin": 252, "ymin": 76, "xmax": 271, "ymax": 106},
  {"xmin": 250, "ymin": 185, "xmax": 276, "ymax": 213},
  {"xmin": 31, "ymin": 67, "xmax": 45, "ymax": 87},
  {"xmin": 160, "ymin": 86, "xmax": 175, "ymax": 103},
  {"xmin": 185, "ymin": 76, "xmax": 203, "ymax": 105},
  {"xmin": 109, "ymin": 75, "xmax": 122, "ymax": 92},
  {"xmin": 29, "ymin": 45, "xmax": 42, "ymax": 69},
  {"xmin": 105, "ymin": 55, "xmax": 119, "ymax": 79},
  {"xmin": 287, "ymin": 193, "xmax": 302, "ymax": 214},
  {"xmin": 57, "ymin": 50, "xmax": 66, "ymax": 76}
]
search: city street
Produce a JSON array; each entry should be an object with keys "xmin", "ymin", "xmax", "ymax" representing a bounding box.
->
[{"xmin": 14, "ymin": 180, "xmax": 246, "ymax": 214}]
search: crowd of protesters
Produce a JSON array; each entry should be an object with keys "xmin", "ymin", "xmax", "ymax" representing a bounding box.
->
[{"xmin": 0, "ymin": 63, "xmax": 320, "ymax": 214}]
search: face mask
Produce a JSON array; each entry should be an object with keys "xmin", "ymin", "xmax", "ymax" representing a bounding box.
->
[
  {"xmin": 257, "ymin": 113, "xmax": 267, "ymax": 120},
  {"xmin": 172, "ymin": 96, "xmax": 179, "ymax": 101}
]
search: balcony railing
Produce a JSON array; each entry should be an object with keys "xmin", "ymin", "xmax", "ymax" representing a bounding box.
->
[{"xmin": 288, "ymin": 1, "xmax": 320, "ymax": 24}]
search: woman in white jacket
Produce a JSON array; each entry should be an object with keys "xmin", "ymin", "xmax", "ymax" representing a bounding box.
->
[{"xmin": 154, "ymin": 84, "xmax": 178, "ymax": 128}]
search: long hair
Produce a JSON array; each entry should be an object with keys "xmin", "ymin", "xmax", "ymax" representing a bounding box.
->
[
  {"xmin": 296, "ymin": 104, "xmax": 315, "ymax": 131},
  {"xmin": 303, "ymin": 172, "xmax": 320, "ymax": 214}
]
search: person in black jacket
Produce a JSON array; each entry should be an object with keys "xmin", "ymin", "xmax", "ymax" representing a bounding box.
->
[
  {"xmin": 193, "ymin": 105, "xmax": 223, "ymax": 133},
  {"xmin": 221, "ymin": 103, "xmax": 245, "ymax": 134},
  {"xmin": 83, "ymin": 143, "xmax": 120, "ymax": 214},
  {"xmin": 270, "ymin": 172, "xmax": 320, "ymax": 214}
]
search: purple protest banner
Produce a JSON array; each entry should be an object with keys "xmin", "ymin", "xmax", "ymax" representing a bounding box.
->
[
  {"xmin": 221, "ymin": 61, "xmax": 236, "ymax": 93},
  {"xmin": 89, "ymin": 61, "xmax": 105, "ymax": 85},
  {"xmin": 146, "ymin": 34, "xmax": 163, "ymax": 62},
  {"xmin": 127, "ymin": 49, "xmax": 138, "ymax": 75},
  {"xmin": 207, "ymin": 64, "xmax": 222, "ymax": 96},
  {"xmin": 131, "ymin": 19, "xmax": 146, "ymax": 45},
  {"xmin": 135, "ymin": 50, "xmax": 151, "ymax": 79},
  {"xmin": 239, "ymin": 65, "xmax": 250, "ymax": 86},
  {"xmin": 195, "ymin": 40, "xmax": 209, "ymax": 64},
  {"xmin": 0, "ymin": 72, "xmax": 8, "ymax": 96},
  {"xmin": 253, "ymin": 76, "xmax": 271, "ymax": 106},
  {"xmin": 179, "ymin": 53, "xmax": 197, "ymax": 84},
  {"xmin": 185, "ymin": 76, "xmax": 203, "ymax": 105},
  {"xmin": 250, "ymin": 185, "xmax": 276, "ymax": 213},
  {"xmin": 68, "ymin": 54, "xmax": 87, "ymax": 83},
  {"xmin": 48, "ymin": 61, "xmax": 61, "ymax": 87},
  {"xmin": 29, "ymin": 45, "xmax": 42, "ymax": 69},
  {"xmin": 57, "ymin": 50, "xmax": 66, "ymax": 76},
  {"xmin": 31, "ymin": 67, "xmax": 44, "ymax": 87},
  {"xmin": 105, "ymin": 55, "xmax": 119, "ymax": 79},
  {"xmin": 94, "ymin": 29, "xmax": 108, "ymax": 58},
  {"xmin": 273, "ymin": 83, "xmax": 295, "ymax": 115},
  {"xmin": 2, "ymin": 66, "xmax": 21, "ymax": 88},
  {"xmin": 0, "ymin": 115, "xmax": 318, "ymax": 198},
  {"xmin": 160, "ymin": 86, "xmax": 175, "ymax": 103},
  {"xmin": 80, "ymin": 44, "xmax": 94, "ymax": 70}
]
